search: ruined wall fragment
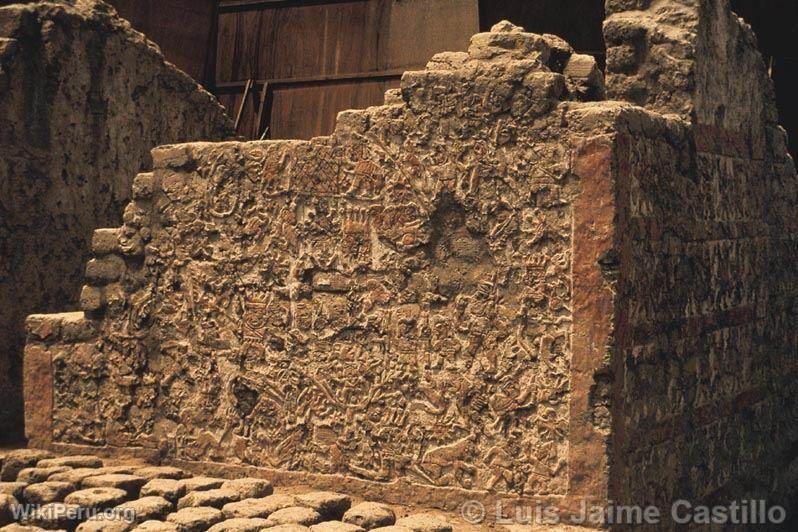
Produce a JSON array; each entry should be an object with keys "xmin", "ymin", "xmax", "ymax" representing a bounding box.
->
[
  {"xmin": 604, "ymin": 0, "xmax": 699, "ymax": 119},
  {"xmin": 604, "ymin": 0, "xmax": 779, "ymax": 133},
  {"xmin": 605, "ymin": 0, "xmax": 798, "ymax": 518},
  {"xmin": 0, "ymin": 0, "xmax": 233, "ymax": 442},
  {"xmin": 23, "ymin": 22, "xmax": 628, "ymax": 517}
]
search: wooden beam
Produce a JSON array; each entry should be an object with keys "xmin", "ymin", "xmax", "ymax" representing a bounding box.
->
[
  {"xmin": 215, "ymin": 69, "xmax": 405, "ymax": 94},
  {"xmin": 205, "ymin": 0, "xmax": 220, "ymax": 91},
  {"xmin": 219, "ymin": 0, "xmax": 368, "ymax": 14},
  {"xmin": 255, "ymin": 82, "xmax": 272, "ymax": 140},
  {"xmin": 234, "ymin": 79, "xmax": 254, "ymax": 132}
]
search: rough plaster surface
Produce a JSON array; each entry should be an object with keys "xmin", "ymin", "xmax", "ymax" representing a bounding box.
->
[
  {"xmin": 21, "ymin": 0, "xmax": 798, "ymax": 526},
  {"xmin": 0, "ymin": 0, "xmax": 233, "ymax": 442}
]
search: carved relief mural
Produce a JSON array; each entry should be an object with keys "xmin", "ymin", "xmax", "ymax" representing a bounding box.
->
[
  {"xmin": 28, "ymin": 21, "xmax": 612, "ymax": 497},
  {"xmin": 124, "ymin": 126, "xmax": 575, "ymax": 496}
]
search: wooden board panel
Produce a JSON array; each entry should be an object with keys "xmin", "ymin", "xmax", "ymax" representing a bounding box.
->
[
  {"xmin": 269, "ymin": 78, "xmax": 400, "ymax": 139},
  {"xmin": 385, "ymin": 0, "xmax": 479, "ymax": 70},
  {"xmin": 219, "ymin": 78, "xmax": 399, "ymax": 140},
  {"xmin": 109, "ymin": 0, "xmax": 216, "ymax": 85},
  {"xmin": 217, "ymin": 1, "xmax": 386, "ymax": 83},
  {"xmin": 216, "ymin": 0, "xmax": 478, "ymax": 83},
  {"xmin": 215, "ymin": 0, "xmax": 478, "ymax": 139}
]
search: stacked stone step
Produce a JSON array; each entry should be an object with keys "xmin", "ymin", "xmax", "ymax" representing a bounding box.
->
[
  {"xmin": 0, "ymin": 451, "xmax": 453, "ymax": 532},
  {"xmin": 79, "ymin": 172, "xmax": 157, "ymax": 316}
]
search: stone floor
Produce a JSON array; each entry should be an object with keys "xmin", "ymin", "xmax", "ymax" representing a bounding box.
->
[{"xmin": 0, "ymin": 449, "xmax": 530, "ymax": 532}]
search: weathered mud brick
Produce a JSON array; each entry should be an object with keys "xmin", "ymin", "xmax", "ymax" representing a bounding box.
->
[
  {"xmin": 178, "ymin": 478, "xmax": 225, "ymax": 493},
  {"xmin": 0, "ymin": 495, "xmax": 15, "ymax": 527},
  {"xmin": 218, "ymin": 479, "xmax": 272, "ymax": 500},
  {"xmin": 51, "ymin": 468, "xmax": 121, "ymax": 487},
  {"xmin": 65, "ymin": 487, "xmax": 129, "ymax": 510},
  {"xmin": 263, "ymin": 507, "xmax": 323, "ymax": 528},
  {"xmin": 132, "ymin": 173, "xmax": 157, "ymax": 201},
  {"xmin": 22, "ymin": 481, "xmax": 75, "ymax": 505},
  {"xmin": 133, "ymin": 468, "xmax": 188, "ymax": 482},
  {"xmin": 260, "ymin": 525, "xmax": 311, "ymax": 532},
  {"xmin": 132, "ymin": 522, "xmax": 178, "ymax": 532},
  {"xmin": 21, "ymin": 343, "xmax": 53, "ymax": 449},
  {"xmin": 76, "ymin": 517, "xmax": 133, "ymax": 532},
  {"xmin": 177, "ymin": 489, "xmax": 240, "ymax": 510},
  {"xmin": 294, "ymin": 493, "xmax": 350, "ymax": 521},
  {"xmin": 140, "ymin": 480, "xmax": 185, "ymax": 504},
  {"xmin": 59, "ymin": 314, "xmax": 99, "ymax": 343},
  {"xmin": 394, "ymin": 514, "xmax": 451, "ymax": 532},
  {"xmin": 0, "ymin": 451, "xmax": 53, "ymax": 482},
  {"xmin": 82, "ymin": 475, "xmax": 147, "ymax": 498},
  {"xmin": 165, "ymin": 507, "xmax": 223, "ymax": 532},
  {"xmin": 309, "ymin": 522, "xmax": 364, "ymax": 532},
  {"xmin": 16, "ymin": 467, "xmax": 70, "ymax": 485},
  {"xmin": 79, "ymin": 287, "xmax": 105, "ymax": 313},
  {"xmin": 114, "ymin": 497, "xmax": 173, "ymax": 524},
  {"xmin": 38, "ymin": 456, "xmax": 103, "ymax": 469},
  {"xmin": 84, "ymin": 257, "xmax": 127, "ymax": 285},
  {"xmin": 0, "ymin": 484, "xmax": 24, "ymax": 500},
  {"xmin": 207, "ymin": 517, "xmax": 269, "ymax": 532},
  {"xmin": 221, "ymin": 495, "xmax": 297, "ymax": 520},
  {"xmin": 342, "ymin": 503, "xmax": 395, "ymax": 530},
  {"xmin": 23, "ymin": 502, "xmax": 83, "ymax": 530},
  {"xmin": 92, "ymin": 229, "xmax": 122, "ymax": 256},
  {"xmin": 1, "ymin": 525, "xmax": 53, "ymax": 532},
  {"xmin": 0, "ymin": 525, "xmax": 52, "ymax": 532}
]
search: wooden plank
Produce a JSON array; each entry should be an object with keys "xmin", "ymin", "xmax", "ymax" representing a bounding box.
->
[
  {"xmin": 255, "ymin": 82, "xmax": 272, "ymax": 139},
  {"xmin": 269, "ymin": 78, "xmax": 400, "ymax": 139},
  {"xmin": 234, "ymin": 79, "xmax": 255, "ymax": 132},
  {"xmin": 219, "ymin": 0, "xmax": 368, "ymax": 12},
  {"xmin": 208, "ymin": 0, "xmax": 220, "ymax": 92},
  {"xmin": 216, "ymin": 1, "xmax": 387, "ymax": 84},
  {"xmin": 213, "ymin": 0, "xmax": 478, "ymax": 139},
  {"xmin": 215, "ymin": 0, "xmax": 477, "ymax": 84},
  {"xmin": 219, "ymin": 91, "xmax": 259, "ymax": 139},
  {"xmin": 218, "ymin": 78, "xmax": 399, "ymax": 139},
  {"xmin": 109, "ymin": 0, "xmax": 217, "ymax": 85},
  {"xmin": 384, "ymin": 0, "xmax": 478, "ymax": 70},
  {"xmin": 214, "ymin": 69, "xmax": 404, "ymax": 93},
  {"xmin": 218, "ymin": 92, "xmax": 243, "ymax": 131}
]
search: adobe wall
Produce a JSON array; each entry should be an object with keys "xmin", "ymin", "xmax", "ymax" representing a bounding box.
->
[
  {"xmin": 23, "ymin": 22, "xmax": 632, "ymax": 519},
  {"xmin": 606, "ymin": 0, "xmax": 798, "ymax": 519},
  {"xmin": 0, "ymin": 0, "xmax": 233, "ymax": 442}
]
